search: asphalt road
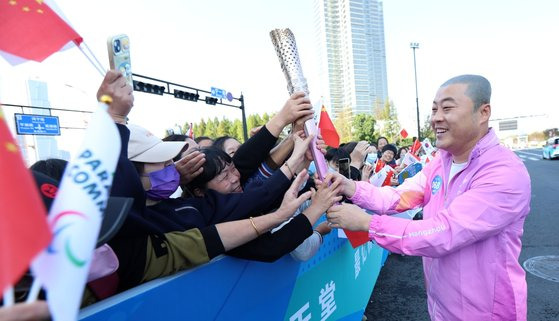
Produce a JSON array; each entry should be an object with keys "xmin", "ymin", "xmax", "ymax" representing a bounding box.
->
[{"xmin": 364, "ymin": 148, "xmax": 559, "ymax": 321}]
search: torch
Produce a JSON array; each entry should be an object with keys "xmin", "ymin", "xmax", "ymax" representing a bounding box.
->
[{"xmin": 270, "ymin": 28, "xmax": 328, "ymax": 180}]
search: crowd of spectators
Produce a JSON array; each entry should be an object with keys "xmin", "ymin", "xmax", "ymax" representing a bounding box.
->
[
  {"xmin": 10, "ymin": 69, "xmax": 431, "ymax": 318},
  {"xmin": 7, "ymin": 70, "xmax": 531, "ymax": 321}
]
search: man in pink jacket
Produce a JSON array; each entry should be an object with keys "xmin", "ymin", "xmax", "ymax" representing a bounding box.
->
[{"xmin": 326, "ymin": 75, "xmax": 531, "ymax": 320}]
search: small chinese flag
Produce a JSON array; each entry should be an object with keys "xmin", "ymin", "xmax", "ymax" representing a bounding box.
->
[
  {"xmin": 399, "ymin": 128, "xmax": 409, "ymax": 139},
  {"xmin": 0, "ymin": 106, "xmax": 51, "ymax": 294},
  {"xmin": 318, "ymin": 106, "xmax": 340, "ymax": 148},
  {"xmin": 374, "ymin": 159, "xmax": 385, "ymax": 174},
  {"xmin": 381, "ymin": 170, "xmax": 394, "ymax": 187},
  {"xmin": 410, "ymin": 138, "xmax": 422, "ymax": 155},
  {"xmin": 0, "ymin": 0, "xmax": 83, "ymax": 63}
]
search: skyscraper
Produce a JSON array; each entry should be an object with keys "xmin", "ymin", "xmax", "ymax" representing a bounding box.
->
[{"xmin": 314, "ymin": 0, "xmax": 388, "ymax": 117}]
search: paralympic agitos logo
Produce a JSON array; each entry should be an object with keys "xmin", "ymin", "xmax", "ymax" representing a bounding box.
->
[
  {"xmin": 45, "ymin": 148, "xmax": 112, "ymax": 268},
  {"xmin": 47, "ymin": 210, "xmax": 88, "ymax": 267}
]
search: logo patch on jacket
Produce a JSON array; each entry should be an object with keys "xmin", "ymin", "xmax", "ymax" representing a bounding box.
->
[{"xmin": 431, "ymin": 175, "xmax": 442, "ymax": 195}]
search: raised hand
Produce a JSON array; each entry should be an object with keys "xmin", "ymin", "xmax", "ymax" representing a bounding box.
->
[
  {"xmin": 350, "ymin": 140, "xmax": 370, "ymax": 169},
  {"xmin": 302, "ymin": 174, "xmax": 343, "ymax": 223},
  {"xmin": 286, "ymin": 131, "xmax": 314, "ymax": 174},
  {"xmin": 315, "ymin": 172, "xmax": 356, "ymax": 198},
  {"xmin": 267, "ymin": 92, "xmax": 314, "ymax": 136},
  {"xmin": 175, "ymin": 150, "xmax": 205, "ymax": 185},
  {"xmin": 275, "ymin": 169, "xmax": 313, "ymax": 221},
  {"xmin": 361, "ymin": 163, "xmax": 374, "ymax": 182},
  {"xmin": 97, "ymin": 70, "xmax": 134, "ymax": 124}
]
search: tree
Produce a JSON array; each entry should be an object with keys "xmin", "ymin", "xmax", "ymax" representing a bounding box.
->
[
  {"xmin": 352, "ymin": 114, "xmax": 376, "ymax": 143},
  {"xmin": 195, "ymin": 118, "xmax": 206, "ymax": 138},
  {"xmin": 333, "ymin": 106, "xmax": 353, "ymax": 143},
  {"xmin": 247, "ymin": 114, "xmax": 264, "ymax": 131},
  {"xmin": 217, "ymin": 117, "xmax": 233, "ymax": 137},
  {"xmin": 204, "ymin": 117, "xmax": 217, "ymax": 138},
  {"xmin": 420, "ymin": 116, "xmax": 435, "ymax": 144},
  {"xmin": 528, "ymin": 131, "xmax": 545, "ymax": 142},
  {"xmin": 191, "ymin": 123, "xmax": 198, "ymax": 138},
  {"xmin": 231, "ymin": 119, "xmax": 244, "ymax": 142},
  {"xmin": 262, "ymin": 113, "xmax": 271, "ymax": 124},
  {"xmin": 381, "ymin": 100, "xmax": 401, "ymax": 144},
  {"xmin": 543, "ymin": 128, "xmax": 559, "ymax": 138}
]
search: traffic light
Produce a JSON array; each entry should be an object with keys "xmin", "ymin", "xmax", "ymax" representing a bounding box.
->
[
  {"xmin": 133, "ymin": 80, "xmax": 165, "ymax": 95},
  {"xmin": 205, "ymin": 96, "xmax": 218, "ymax": 105},
  {"xmin": 173, "ymin": 89, "xmax": 199, "ymax": 102}
]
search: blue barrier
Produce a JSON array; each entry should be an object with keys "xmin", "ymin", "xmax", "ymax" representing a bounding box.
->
[{"xmin": 79, "ymin": 232, "xmax": 387, "ymax": 321}]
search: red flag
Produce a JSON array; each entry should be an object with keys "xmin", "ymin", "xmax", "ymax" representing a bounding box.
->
[
  {"xmin": 410, "ymin": 138, "xmax": 421, "ymax": 155},
  {"xmin": 374, "ymin": 159, "xmax": 385, "ymax": 174},
  {"xmin": 381, "ymin": 170, "xmax": 394, "ymax": 187},
  {"xmin": 344, "ymin": 230, "xmax": 370, "ymax": 248},
  {"xmin": 0, "ymin": 107, "xmax": 51, "ymax": 293},
  {"xmin": 399, "ymin": 128, "xmax": 409, "ymax": 139},
  {"xmin": 188, "ymin": 122, "xmax": 194, "ymax": 139},
  {"xmin": 0, "ymin": 0, "xmax": 83, "ymax": 62},
  {"xmin": 318, "ymin": 106, "xmax": 340, "ymax": 148}
]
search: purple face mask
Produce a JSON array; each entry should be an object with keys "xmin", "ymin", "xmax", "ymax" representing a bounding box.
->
[{"xmin": 145, "ymin": 164, "xmax": 180, "ymax": 200}]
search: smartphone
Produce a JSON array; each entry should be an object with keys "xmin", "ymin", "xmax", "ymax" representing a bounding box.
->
[
  {"xmin": 107, "ymin": 34, "xmax": 132, "ymax": 86},
  {"xmin": 338, "ymin": 157, "xmax": 350, "ymax": 178}
]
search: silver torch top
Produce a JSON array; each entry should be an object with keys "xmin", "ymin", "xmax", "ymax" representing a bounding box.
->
[{"xmin": 269, "ymin": 28, "xmax": 309, "ymax": 97}]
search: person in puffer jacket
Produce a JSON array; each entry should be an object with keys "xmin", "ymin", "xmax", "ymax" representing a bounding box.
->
[{"xmin": 325, "ymin": 74, "xmax": 531, "ymax": 321}]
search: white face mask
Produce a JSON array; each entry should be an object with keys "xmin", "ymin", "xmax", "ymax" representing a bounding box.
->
[
  {"xmin": 365, "ymin": 153, "xmax": 378, "ymax": 164},
  {"xmin": 328, "ymin": 166, "xmax": 338, "ymax": 173}
]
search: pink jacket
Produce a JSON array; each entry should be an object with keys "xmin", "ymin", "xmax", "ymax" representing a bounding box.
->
[{"xmin": 349, "ymin": 129, "xmax": 530, "ymax": 320}]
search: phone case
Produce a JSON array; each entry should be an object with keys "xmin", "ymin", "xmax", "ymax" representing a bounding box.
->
[
  {"xmin": 338, "ymin": 158, "xmax": 350, "ymax": 178},
  {"xmin": 107, "ymin": 34, "xmax": 132, "ymax": 86}
]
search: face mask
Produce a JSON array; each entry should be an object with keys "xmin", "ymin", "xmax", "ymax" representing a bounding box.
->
[
  {"xmin": 145, "ymin": 164, "xmax": 180, "ymax": 200},
  {"xmin": 328, "ymin": 166, "xmax": 338, "ymax": 173},
  {"xmin": 365, "ymin": 153, "xmax": 378, "ymax": 164}
]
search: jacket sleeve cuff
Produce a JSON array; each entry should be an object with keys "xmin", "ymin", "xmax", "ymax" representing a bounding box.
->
[
  {"xmin": 368, "ymin": 215, "xmax": 382, "ymax": 240},
  {"xmin": 348, "ymin": 181, "xmax": 367, "ymax": 203},
  {"xmin": 199, "ymin": 225, "xmax": 225, "ymax": 259}
]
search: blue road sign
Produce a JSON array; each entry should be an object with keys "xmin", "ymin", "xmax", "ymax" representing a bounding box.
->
[
  {"xmin": 15, "ymin": 114, "xmax": 60, "ymax": 136},
  {"xmin": 210, "ymin": 87, "xmax": 227, "ymax": 99}
]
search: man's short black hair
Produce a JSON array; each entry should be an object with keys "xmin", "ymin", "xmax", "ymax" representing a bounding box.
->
[{"xmin": 441, "ymin": 74, "xmax": 491, "ymax": 111}]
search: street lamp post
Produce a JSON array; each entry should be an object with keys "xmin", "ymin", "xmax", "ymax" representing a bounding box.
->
[{"xmin": 410, "ymin": 42, "xmax": 420, "ymax": 141}]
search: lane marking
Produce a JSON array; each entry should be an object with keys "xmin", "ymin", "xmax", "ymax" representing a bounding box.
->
[{"xmin": 516, "ymin": 151, "xmax": 542, "ymax": 157}]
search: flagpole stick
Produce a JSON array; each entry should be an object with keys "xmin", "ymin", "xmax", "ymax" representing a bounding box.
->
[
  {"xmin": 81, "ymin": 42, "xmax": 106, "ymax": 74},
  {"xmin": 2, "ymin": 286, "xmax": 14, "ymax": 307},
  {"xmin": 77, "ymin": 44, "xmax": 105, "ymax": 77},
  {"xmin": 25, "ymin": 279, "xmax": 41, "ymax": 303}
]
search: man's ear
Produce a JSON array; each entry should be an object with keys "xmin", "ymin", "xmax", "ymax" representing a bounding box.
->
[{"xmin": 478, "ymin": 103, "xmax": 491, "ymax": 123}]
